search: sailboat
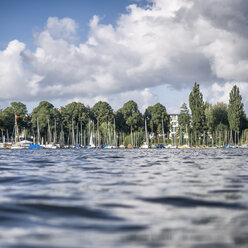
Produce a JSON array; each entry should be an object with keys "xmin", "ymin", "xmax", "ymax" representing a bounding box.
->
[
  {"xmin": 88, "ymin": 131, "xmax": 96, "ymax": 149},
  {"xmin": 104, "ymin": 121, "xmax": 113, "ymax": 148},
  {"xmin": 112, "ymin": 119, "xmax": 118, "ymax": 149},
  {"xmin": 140, "ymin": 118, "xmax": 149, "ymax": 149},
  {"xmin": 11, "ymin": 113, "xmax": 31, "ymax": 149},
  {"xmin": 119, "ymin": 133, "xmax": 126, "ymax": 149},
  {"xmin": 28, "ymin": 118, "xmax": 44, "ymax": 149},
  {"xmin": 0, "ymin": 132, "xmax": 6, "ymax": 149},
  {"xmin": 87, "ymin": 120, "xmax": 96, "ymax": 149},
  {"xmin": 44, "ymin": 119, "xmax": 57, "ymax": 149}
]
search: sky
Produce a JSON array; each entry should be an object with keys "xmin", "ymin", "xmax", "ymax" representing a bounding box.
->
[{"xmin": 1, "ymin": 0, "xmax": 248, "ymax": 114}]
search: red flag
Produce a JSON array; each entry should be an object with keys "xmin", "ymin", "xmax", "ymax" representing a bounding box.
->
[{"xmin": 15, "ymin": 115, "xmax": 19, "ymax": 120}]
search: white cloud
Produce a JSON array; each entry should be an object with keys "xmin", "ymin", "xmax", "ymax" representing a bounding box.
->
[
  {"xmin": 0, "ymin": 40, "xmax": 40, "ymax": 100},
  {"xmin": 0, "ymin": 0, "xmax": 248, "ymax": 113},
  {"xmin": 202, "ymin": 82, "xmax": 248, "ymax": 111}
]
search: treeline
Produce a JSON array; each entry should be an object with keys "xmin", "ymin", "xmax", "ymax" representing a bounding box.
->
[
  {"xmin": 0, "ymin": 83, "xmax": 248, "ymax": 146},
  {"xmin": 179, "ymin": 83, "xmax": 248, "ymax": 145},
  {"xmin": 0, "ymin": 100, "xmax": 169, "ymax": 146}
]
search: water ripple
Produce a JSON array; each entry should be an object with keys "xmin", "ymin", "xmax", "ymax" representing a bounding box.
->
[{"xmin": 0, "ymin": 148, "xmax": 247, "ymax": 248}]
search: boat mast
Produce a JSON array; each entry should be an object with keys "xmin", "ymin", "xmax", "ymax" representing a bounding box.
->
[
  {"xmin": 162, "ymin": 118, "xmax": 165, "ymax": 145},
  {"xmin": 71, "ymin": 118, "xmax": 75, "ymax": 145},
  {"xmin": 114, "ymin": 118, "xmax": 116, "ymax": 147},
  {"xmin": 47, "ymin": 119, "xmax": 51, "ymax": 144},
  {"xmin": 14, "ymin": 112, "xmax": 19, "ymax": 143},
  {"xmin": 145, "ymin": 118, "xmax": 149, "ymax": 145},
  {"xmin": 54, "ymin": 119, "xmax": 57, "ymax": 144},
  {"xmin": 97, "ymin": 118, "xmax": 100, "ymax": 146},
  {"xmin": 37, "ymin": 118, "xmax": 40, "ymax": 145}
]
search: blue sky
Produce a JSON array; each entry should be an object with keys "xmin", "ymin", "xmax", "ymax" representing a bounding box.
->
[
  {"xmin": 0, "ymin": 0, "xmax": 248, "ymax": 114},
  {"xmin": 0, "ymin": 0, "xmax": 132, "ymax": 49}
]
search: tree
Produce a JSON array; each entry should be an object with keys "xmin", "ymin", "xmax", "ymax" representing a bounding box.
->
[
  {"xmin": 61, "ymin": 102, "xmax": 88, "ymax": 128},
  {"xmin": 178, "ymin": 103, "xmax": 190, "ymax": 132},
  {"xmin": 118, "ymin": 100, "xmax": 142, "ymax": 143},
  {"xmin": 206, "ymin": 102, "xmax": 228, "ymax": 132},
  {"xmin": 144, "ymin": 103, "xmax": 169, "ymax": 134},
  {"xmin": 2, "ymin": 107, "xmax": 14, "ymax": 134},
  {"xmin": 189, "ymin": 83, "xmax": 207, "ymax": 144},
  {"xmin": 189, "ymin": 82, "xmax": 207, "ymax": 143},
  {"xmin": 91, "ymin": 101, "xmax": 114, "ymax": 124},
  {"xmin": 10, "ymin": 102, "xmax": 29, "ymax": 131},
  {"xmin": 178, "ymin": 103, "xmax": 191, "ymax": 144},
  {"xmin": 228, "ymin": 85, "xmax": 245, "ymax": 132},
  {"xmin": 212, "ymin": 102, "xmax": 228, "ymax": 128},
  {"xmin": 115, "ymin": 111, "xmax": 127, "ymax": 133},
  {"xmin": 31, "ymin": 101, "xmax": 59, "ymax": 141},
  {"xmin": 1, "ymin": 102, "xmax": 29, "ymax": 138},
  {"xmin": 60, "ymin": 102, "xmax": 89, "ymax": 144}
]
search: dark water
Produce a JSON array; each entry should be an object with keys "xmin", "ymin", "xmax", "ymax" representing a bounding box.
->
[{"xmin": 0, "ymin": 149, "xmax": 248, "ymax": 248}]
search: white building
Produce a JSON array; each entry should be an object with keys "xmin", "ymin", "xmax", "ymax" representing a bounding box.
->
[{"xmin": 169, "ymin": 114, "xmax": 179, "ymax": 139}]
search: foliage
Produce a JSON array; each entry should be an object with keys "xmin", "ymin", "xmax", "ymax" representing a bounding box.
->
[
  {"xmin": 206, "ymin": 102, "xmax": 228, "ymax": 132},
  {"xmin": 1, "ymin": 102, "xmax": 29, "ymax": 134},
  {"xmin": 189, "ymin": 82, "xmax": 207, "ymax": 134},
  {"xmin": 61, "ymin": 102, "xmax": 88, "ymax": 130},
  {"xmin": 115, "ymin": 111, "xmax": 128, "ymax": 133},
  {"xmin": 91, "ymin": 101, "xmax": 114, "ymax": 124},
  {"xmin": 31, "ymin": 101, "xmax": 59, "ymax": 138},
  {"xmin": 178, "ymin": 103, "xmax": 190, "ymax": 132},
  {"xmin": 1, "ymin": 82, "xmax": 247, "ymax": 145},
  {"xmin": 228, "ymin": 85, "xmax": 245, "ymax": 132},
  {"xmin": 144, "ymin": 103, "xmax": 169, "ymax": 134},
  {"xmin": 118, "ymin": 100, "xmax": 142, "ymax": 133}
]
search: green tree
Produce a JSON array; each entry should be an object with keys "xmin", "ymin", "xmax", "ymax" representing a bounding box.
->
[
  {"xmin": 91, "ymin": 101, "xmax": 114, "ymax": 124},
  {"xmin": 61, "ymin": 102, "xmax": 88, "ymax": 129},
  {"xmin": 118, "ymin": 100, "xmax": 142, "ymax": 144},
  {"xmin": 115, "ymin": 111, "xmax": 128, "ymax": 133},
  {"xmin": 206, "ymin": 102, "xmax": 228, "ymax": 132},
  {"xmin": 11, "ymin": 102, "xmax": 29, "ymax": 131},
  {"xmin": 178, "ymin": 103, "xmax": 191, "ymax": 144},
  {"xmin": 228, "ymin": 85, "xmax": 245, "ymax": 132},
  {"xmin": 2, "ymin": 107, "xmax": 14, "ymax": 135},
  {"xmin": 205, "ymin": 102, "xmax": 214, "ymax": 133},
  {"xmin": 212, "ymin": 102, "xmax": 228, "ymax": 128},
  {"xmin": 189, "ymin": 82, "xmax": 207, "ymax": 143},
  {"xmin": 178, "ymin": 103, "xmax": 190, "ymax": 132},
  {"xmin": 144, "ymin": 103, "xmax": 169, "ymax": 134},
  {"xmin": 1, "ymin": 102, "xmax": 29, "ymax": 137},
  {"xmin": 31, "ymin": 101, "xmax": 59, "ymax": 141},
  {"xmin": 61, "ymin": 102, "xmax": 89, "ymax": 144}
]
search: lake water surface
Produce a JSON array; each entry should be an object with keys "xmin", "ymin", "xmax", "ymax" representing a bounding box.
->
[{"xmin": 0, "ymin": 149, "xmax": 248, "ymax": 248}]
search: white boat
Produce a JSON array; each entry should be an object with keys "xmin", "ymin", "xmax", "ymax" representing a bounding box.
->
[
  {"xmin": 0, "ymin": 143, "xmax": 6, "ymax": 149},
  {"xmin": 44, "ymin": 143, "xmax": 58, "ymax": 149},
  {"xmin": 10, "ymin": 145, "xmax": 25, "ymax": 150},
  {"xmin": 140, "ymin": 118, "xmax": 149, "ymax": 149},
  {"xmin": 165, "ymin": 144, "xmax": 177, "ymax": 149},
  {"xmin": 11, "ymin": 140, "xmax": 33, "ymax": 149},
  {"xmin": 119, "ymin": 144, "xmax": 125, "ymax": 149},
  {"xmin": 87, "ymin": 130, "xmax": 96, "ymax": 149},
  {"xmin": 104, "ymin": 144, "xmax": 113, "ymax": 149},
  {"xmin": 239, "ymin": 144, "xmax": 248, "ymax": 148},
  {"xmin": 140, "ymin": 143, "xmax": 149, "ymax": 149}
]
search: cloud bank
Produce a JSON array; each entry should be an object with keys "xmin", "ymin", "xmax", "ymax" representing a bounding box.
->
[{"xmin": 1, "ymin": 0, "xmax": 248, "ymax": 111}]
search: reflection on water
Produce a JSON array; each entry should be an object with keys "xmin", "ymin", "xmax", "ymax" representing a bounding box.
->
[{"xmin": 0, "ymin": 149, "xmax": 248, "ymax": 248}]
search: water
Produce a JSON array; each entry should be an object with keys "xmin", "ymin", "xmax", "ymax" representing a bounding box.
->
[{"xmin": 0, "ymin": 149, "xmax": 248, "ymax": 248}]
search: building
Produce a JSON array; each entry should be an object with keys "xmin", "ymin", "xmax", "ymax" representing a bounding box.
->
[{"xmin": 169, "ymin": 114, "xmax": 179, "ymax": 139}]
